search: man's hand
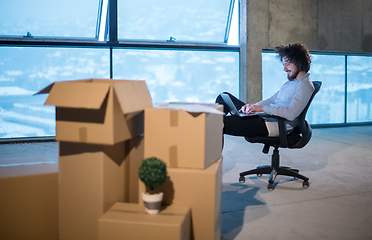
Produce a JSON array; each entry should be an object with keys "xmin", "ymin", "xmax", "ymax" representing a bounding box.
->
[{"xmin": 239, "ymin": 104, "xmax": 264, "ymax": 114}]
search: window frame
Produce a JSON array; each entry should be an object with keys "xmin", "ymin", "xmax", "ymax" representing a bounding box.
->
[
  {"xmin": 0, "ymin": 0, "xmax": 240, "ymax": 79},
  {"xmin": 0, "ymin": 0, "xmax": 240, "ymax": 50}
]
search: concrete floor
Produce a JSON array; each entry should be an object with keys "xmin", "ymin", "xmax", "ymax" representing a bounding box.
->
[
  {"xmin": 1, "ymin": 126, "xmax": 372, "ymax": 240},
  {"xmin": 221, "ymin": 126, "xmax": 372, "ymax": 240}
]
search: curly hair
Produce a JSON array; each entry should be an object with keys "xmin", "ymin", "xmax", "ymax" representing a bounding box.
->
[{"xmin": 274, "ymin": 42, "xmax": 311, "ymax": 72}]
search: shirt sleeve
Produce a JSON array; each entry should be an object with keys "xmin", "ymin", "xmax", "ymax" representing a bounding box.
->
[{"xmin": 255, "ymin": 91, "xmax": 278, "ymax": 106}]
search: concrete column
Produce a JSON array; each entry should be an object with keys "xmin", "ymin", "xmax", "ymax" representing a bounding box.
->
[
  {"xmin": 239, "ymin": 0, "xmax": 247, "ymax": 102},
  {"xmin": 268, "ymin": 0, "xmax": 318, "ymax": 48},
  {"xmin": 245, "ymin": 0, "xmax": 269, "ymax": 103},
  {"xmin": 318, "ymin": 0, "xmax": 362, "ymax": 51},
  {"xmin": 243, "ymin": 0, "xmax": 372, "ymax": 103},
  {"xmin": 362, "ymin": 0, "xmax": 372, "ymax": 52}
]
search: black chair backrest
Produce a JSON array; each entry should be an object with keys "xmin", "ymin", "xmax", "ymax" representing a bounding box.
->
[{"xmin": 289, "ymin": 81, "xmax": 322, "ymax": 148}]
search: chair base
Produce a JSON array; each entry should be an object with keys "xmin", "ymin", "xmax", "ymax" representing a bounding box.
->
[
  {"xmin": 239, "ymin": 165, "xmax": 309, "ymax": 190},
  {"xmin": 238, "ymin": 146, "xmax": 310, "ymax": 190}
]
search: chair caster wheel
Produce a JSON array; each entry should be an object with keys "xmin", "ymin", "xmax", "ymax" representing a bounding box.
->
[
  {"xmin": 267, "ymin": 183, "xmax": 274, "ymax": 191},
  {"xmin": 257, "ymin": 173, "xmax": 262, "ymax": 177},
  {"xmin": 239, "ymin": 176, "xmax": 245, "ymax": 183},
  {"xmin": 303, "ymin": 181, "xmax": 309, "ymax": 188}
]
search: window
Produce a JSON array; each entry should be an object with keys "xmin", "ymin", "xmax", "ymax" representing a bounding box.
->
[
  {"xmin": 347, "ymin": 56, "xmax": 372, "ymax": 123},
  {"xmin": 0, "ymin": 0, "xmax": 98, "ymax": 38},
  {"xmin": 113, "ymin": 49, "xmax": 239, "ymax": 103},
  {"xmin": 0, "ymin": 47, "xmax": 109, "ymax": 139},
  {"xmin": 118, "ymin": 0, "xmax": 232, "ymax": 42},
  {"xmin": 308, "ymin": 54, "xmax": 345, "ymax": 124}
]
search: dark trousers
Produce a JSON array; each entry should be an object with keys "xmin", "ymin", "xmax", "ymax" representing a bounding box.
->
[{"xmin": 216, "ymin": 92, "xmax": 268, "ymax": 137}]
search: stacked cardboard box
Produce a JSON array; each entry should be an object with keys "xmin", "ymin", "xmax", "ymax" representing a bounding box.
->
[
  {"xmin": 99, "ymin": 203, "xmax": 191, "ymax": 240},
  {"xmin": 0, "ymin": 161, "xmax": 58, "ymax": 240},
  {"xmin": 140, "ymin": 104, "xmax": 224, "ymax": 240},
  {"xmin": 36, "ymin": 80, "xmax": 224, "ymax": 240},
  {"xmin": 36, "ymin": 79, "xmax": 153, "ymax": 240}
]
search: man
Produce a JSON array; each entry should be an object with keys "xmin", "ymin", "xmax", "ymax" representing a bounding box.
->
[{"xmin": 216, "ymin": 42, "xmax": 314, "ymax": 138}]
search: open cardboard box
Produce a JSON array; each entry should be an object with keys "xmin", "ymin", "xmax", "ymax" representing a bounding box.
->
[
  {"xmin": 144, "ymin": 104, "xmax": 224, "ymax": 169},
  {"xmin": 35, "ymin": 79, "xmax": 152, "ymax": 240},
  {"xmin": 99, "ymin": 203, "xmax": 191, "ymax": 240},
  {"xmin": 35, "ymin": 79, "xmax": 153, "ymax": 145},
  {"xmin": 139, "ymin": 158, "xmax": 222, "ymax": 240}
]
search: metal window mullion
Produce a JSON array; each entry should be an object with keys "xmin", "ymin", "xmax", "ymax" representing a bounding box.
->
[
  {"xmin": 109, "ymin": 0, "xmax": 118, "ymax": 43},
  {"xmin": 110, "ymin": 47, "xmax": 113, "ymax": 78},
  {"xmin": 95, "ymin": 0, "xmax": 103, "ymax": 39},
  {"xmin": 108, "ymin": 0, "xmax": 117, "ymax": 79},
  {"xmin": 345, "ymin": 55, "xmax": 348, "ymax": 124},
  {"xmin": 224, "ymin": 0, "xmax": 235, "ymax": 43}
]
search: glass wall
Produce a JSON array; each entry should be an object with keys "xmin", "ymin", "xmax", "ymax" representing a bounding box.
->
[
  {"xmin": 347, "ymin": 56, "xmax": 372, "ymax": 123},
  {"xmin": 0, "ymin": 46, "xmax": 238, "ymax": 139},
  {"xmin": 0, "ymin": 47, "xmax": 109, "ymax": 139},
  {"xmin": 113, "ymin": 49, "xmax": 239, "ymax": 103},
  {"xmin": 308, "ymin": 54, "xmax": 345, "ymax": 124}
]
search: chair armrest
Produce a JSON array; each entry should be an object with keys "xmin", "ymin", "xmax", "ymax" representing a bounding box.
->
[{"xmin": 260, "ymin": 114, "xmax": 289, "ymax": 148}]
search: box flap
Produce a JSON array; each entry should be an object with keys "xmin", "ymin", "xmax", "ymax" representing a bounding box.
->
[
  {"xmin": 33, "ymin": 82, "xmax": 55, "ymax": 95},
  {"xmin": 113, "ymin": 80, "xmax": 153, "ymax": 113},
  {"xmin": 44, "ymin": 81, "xmax": 111, "ymax": 109},
  {"xmin": 155, "ymin": 103, "xmax": 224, "ymax": 115},
  {"xmin": 34, "ymin": 79, "xmax": 94, "ymax": 95}
]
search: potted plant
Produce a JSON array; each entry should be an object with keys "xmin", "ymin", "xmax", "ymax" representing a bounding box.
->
[{"xmin": 139, "ymin": 157, "xmax": 167, "ymax": 214}]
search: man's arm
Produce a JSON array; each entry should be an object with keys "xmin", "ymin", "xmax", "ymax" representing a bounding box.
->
[
  {"xmin": 256, "ymin": 91, "xmax": 278, "ymax": 106},
  {"xmin": 240, "ymin": 91, "xmax": 278, "ymax": 114}
]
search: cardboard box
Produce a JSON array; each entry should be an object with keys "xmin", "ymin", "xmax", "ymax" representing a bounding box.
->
[
  {"xmin": 144, "ymin": 104, "xmax": 224, "ymax": 169},
  {"xmin": 139, "ymin": 159, "xmax": 222, "ymax": 240},
  {"xmin": 59, "ymin": 136, "xmax": 144, "ymax": 240},
  {"xmin": 99, "ymin": 203, "xmax": 190, "ymax": 240},
  {"xmin": 0, "ymin": 161, "xmax": 58, "ymax": 240},
  {"xmin": 36, "ymin": 79, "xmax": 153, "ymax": 145}
]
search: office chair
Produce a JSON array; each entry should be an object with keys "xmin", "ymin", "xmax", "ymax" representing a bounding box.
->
[{"xmin": 239, "ymin": 81, "xmax": 322, "ymax": 190}]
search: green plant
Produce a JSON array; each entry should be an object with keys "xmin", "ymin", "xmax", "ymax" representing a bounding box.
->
[{"xmin": 139, "ymin": 157, "xmax": 167, "ymax": 194}]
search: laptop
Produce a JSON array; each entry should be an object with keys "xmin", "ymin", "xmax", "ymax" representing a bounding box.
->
[{"xmin": 220, "ymin": 93, "xmax": 264, "ymax": 117}]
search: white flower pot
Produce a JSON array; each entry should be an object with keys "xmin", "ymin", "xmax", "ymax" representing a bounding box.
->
[{"xmin": 142, "ymin": 192, "xmax": 163, "ymax": 214}]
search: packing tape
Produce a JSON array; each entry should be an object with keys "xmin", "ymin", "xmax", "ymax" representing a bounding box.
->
[
  {"xmin": 170, "ymin": 110, "xmax": 178, "ymax": 127},
  {"xmin": 169, "ymin": 145, "xmax": 178, "ymax": 167},
  {"xmin": 79, "ymin": 127, "xmax": 88, "ymax": 142}
]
